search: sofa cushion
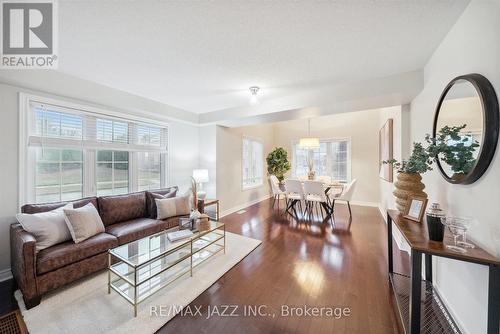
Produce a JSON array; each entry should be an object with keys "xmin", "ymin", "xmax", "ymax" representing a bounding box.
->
[
  {"xmin": 105, "ymin": 218, "xmax": 165, "ymax": 244},
  {"xmin": 159, "ymin": 215, "xmax": 189, "ymax": 230},
  {"xmin": 21, "ymin": 197, "xmax": 98, "ymax": 214},
  {"xmin": 146, "ymin": 186, "xmax": 178, "ymax": 218},
  {"xmin": 98, "ymin": 192, "xmax": 146, "ymax": 226},
  {"xmin": 36, "ymin": 233, "xmax": 118, "ymax": 275},
  {"xmin": 105, "ymin": 216, "xmax": 188, "ymax": 245}
]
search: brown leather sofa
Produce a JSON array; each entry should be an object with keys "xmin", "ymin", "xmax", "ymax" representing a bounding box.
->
[{"xmin": 10, "ymin": 186, "xmax": 186, "ymax": 309}]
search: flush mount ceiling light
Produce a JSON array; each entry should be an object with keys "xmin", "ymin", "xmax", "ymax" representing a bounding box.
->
[{"xmin": 249, "ymin": 86, "xmax": 260, "ymax": 105}]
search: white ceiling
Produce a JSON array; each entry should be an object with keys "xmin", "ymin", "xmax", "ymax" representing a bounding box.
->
[{"xmin": 54, "ymin": 1, "xmax": 469, "ymax": 119}]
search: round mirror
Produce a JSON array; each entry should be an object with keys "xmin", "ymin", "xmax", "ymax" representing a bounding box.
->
[{"xmin": 433, "ymin": 74, "xmax": 499, "ymax": 184}]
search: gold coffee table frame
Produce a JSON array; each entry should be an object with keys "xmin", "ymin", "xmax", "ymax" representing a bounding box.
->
[{"xmin": 107, "ymin": 221, "xmax": 225, "ymax": 316}]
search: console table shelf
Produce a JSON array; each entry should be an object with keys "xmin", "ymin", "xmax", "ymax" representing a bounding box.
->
[
  {"xmin": 386, "ymin": 209, "xmax": 500, "ymax": 334},
  {"xmin": 390, "ymin": 273, "xmax": 461, "ymax": 334}
]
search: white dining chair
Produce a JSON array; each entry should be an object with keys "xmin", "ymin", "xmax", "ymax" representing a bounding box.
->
[
  {"xmin": 330, "ymin": 179, "xmax": 357, "ymax": 217},
  {"xmin": 269, "ymin": 175, "xmax": 286, "ymax": 209},
  {"xmin": 303, "ymin": 180, "xmax": 331, "ymax": 218},
  {"xmin": 284, "ymin": 179, "xmax": 304, "ymax": 215}
]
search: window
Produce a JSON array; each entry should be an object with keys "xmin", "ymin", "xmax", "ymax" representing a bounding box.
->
[
  {"xmin": 35, "ymin": 148, "xmax": 83, "ymax": 203},
  {"xmin": 137, "ymin": 152, "xmax": 161, "ymax": 191},
  {"xmin": 96, "ymin": 119, "xmax": 129, "ymax": 143},
  {"xmin": 21, "ymin": 95, "xmax": 169, "ymax": 204},
  {"xmin": 242, "ymin": 137, "xmax": 263, "ymax": 189},
  {"xmin": 292, "ymin": 139, "xmax": 350, "ymax": 182},
  {"xmin": 96, "ymin": 151, "xmax": 129, "ymax": 196}
]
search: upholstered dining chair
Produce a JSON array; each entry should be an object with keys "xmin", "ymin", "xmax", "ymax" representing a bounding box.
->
[
  {"xmin": 284, "ymin": 179, "xmax": 304, "ymax": 215},
  {"xmin": 269, "ymin": 175, "xmax": 286, "ymax": 209},
  {"xmin": 303, "ymin": 180, "xmax": 331, "ymax": 218},
  {"xmin": 330, "ymin": 179, "xmax": 357, "ymax": 217}
]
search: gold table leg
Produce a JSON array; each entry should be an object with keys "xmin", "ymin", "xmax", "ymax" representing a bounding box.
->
[{"xmin": 107, "ymin": 252, "xmax": 111, "ymax": 294}]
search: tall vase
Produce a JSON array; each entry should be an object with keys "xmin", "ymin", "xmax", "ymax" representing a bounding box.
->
[{"xmin": 393, "ymin": 172, "xmax": 427, "ymax": 212}]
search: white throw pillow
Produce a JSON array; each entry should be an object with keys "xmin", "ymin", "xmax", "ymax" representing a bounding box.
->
[
  {"xmin": 63, "ymin": 203, "xmax": 105, "ymax": 243},
  {"xmin": 156, "ymin": 195, "xmax": 191, "ymax": 220},
  {"xmin": 16, "ymin": 203, "xmax": 73, "ymax": 252}
]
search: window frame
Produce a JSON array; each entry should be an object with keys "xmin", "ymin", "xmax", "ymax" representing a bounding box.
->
[
  {"xmin": 241, "ymin": 136, "xmax": 264, "ymax": 190},
  {"xmin": 19, "ymin": 93, "xmax": 170, "ymax": 205},
  {"xmin": 291, "ymin": 137, "xmax": 352, "ymax": 183}
]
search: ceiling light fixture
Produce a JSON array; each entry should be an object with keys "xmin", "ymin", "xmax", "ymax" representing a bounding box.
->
[
  {"xmin": 299, "ymin": 118, "xmax": 320, "ymax": 149},
  {"xmin": 249, "ymin": 86, "xmax": 260, "ymax": 105}
]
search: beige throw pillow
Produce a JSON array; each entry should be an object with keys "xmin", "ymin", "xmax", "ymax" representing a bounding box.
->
[
  {"xmin": 155, "ymin": 195, "xmax": 191, "ymax": 220},
  {"xmin": 16, "ymin": 203, "xmax": 73, "ymax": 252},
  {"xmin": 63, "ymin": 203, "xmax": 105, "ymax": 243}
]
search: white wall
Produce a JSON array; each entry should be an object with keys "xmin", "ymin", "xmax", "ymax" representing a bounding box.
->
[
  {"xmin": 406, "ymin": 1, "xmax": 500, "ymax": 332},
  {"xmin": 0, "ymin": 80, "xmax": 200, "ymax": 277},
  {"xmin": 273, "ymin": 109, "xmax": 383, "ymax": 206},
  {"xmin": 378, "ymin": 105, "xmax": 411, "ymax": 213},
  {"xmin": 198, "ymin": 125, "xmax": 217, "ymax": 199},
  {"xmin": 216, "ymin": 124, "xmax": 274, "ymax": 215}
]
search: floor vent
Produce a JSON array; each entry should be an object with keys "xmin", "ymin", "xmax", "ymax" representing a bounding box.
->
[{"xmin": 0, "ymin": 311, "xmax": 26, "ymax": 334}]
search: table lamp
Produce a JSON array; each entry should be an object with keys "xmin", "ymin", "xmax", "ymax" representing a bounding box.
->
[{"xmin": 192, "ymin": 169, "xmax": 209, "ymax": 200}]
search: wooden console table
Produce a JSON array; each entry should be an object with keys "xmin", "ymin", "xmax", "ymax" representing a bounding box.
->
[{"xmin": 386, "ymin": 209, "xmax": 500, "ymax": 334}]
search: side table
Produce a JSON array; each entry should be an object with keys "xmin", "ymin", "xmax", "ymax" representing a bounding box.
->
[{"xmin": 197, "ymin": 199, "xmax": 220, "ymax": 221}]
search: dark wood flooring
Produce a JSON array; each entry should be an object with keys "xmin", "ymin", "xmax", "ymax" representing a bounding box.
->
[
  {"xmin": 0, "ymin": 279, "xmax": 17, "ymax": 317},
  {"xmin": 158, "ymin": 199, "xmax": 409, "ymax": 334},
  {"xmin": 0, "ymin": 199, "xmax": 409, "ymax": 333}
]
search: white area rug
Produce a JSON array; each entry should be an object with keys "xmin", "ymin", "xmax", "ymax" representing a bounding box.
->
[{"xmin": 15, "ymin": 232, "xmax": 261, "ymax": 334}]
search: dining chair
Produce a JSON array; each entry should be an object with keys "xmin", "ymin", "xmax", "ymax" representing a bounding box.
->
[
  {"xmin": 268, "ymin": 175, "xmax": 286, "ymax": 209},
  {"xmin": 330, "ymin": 179, "xmax": 357, "ymax": 217},
  {"xmin": 303, "ymin": 180, "xmax": 331, "ymax": 218},
  {"xmin": 284, "ymin": 179, "xmax": 304, "ymax": 216}
]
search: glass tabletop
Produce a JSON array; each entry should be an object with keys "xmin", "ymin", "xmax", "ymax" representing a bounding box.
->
[{"xmin": 109, "ymin": 220, "xmax": 224, "ymax": 267}]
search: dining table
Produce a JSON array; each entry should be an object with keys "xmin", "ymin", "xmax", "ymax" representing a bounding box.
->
[{"xmin": 281, "ymin": 179, "xmax": 345, "ymax": 216}]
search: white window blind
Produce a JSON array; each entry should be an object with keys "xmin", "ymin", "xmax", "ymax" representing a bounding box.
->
[
  {"xmin": 293, "ymin": 139, "xmax": 350, "ymax": 182},
  {"xmin": 242, "ymin": 137, "xmax": 263, "ymax": 189},
  {"xmin": 24, "ymin": 100, "xmax": 169, "ymax": 204}
]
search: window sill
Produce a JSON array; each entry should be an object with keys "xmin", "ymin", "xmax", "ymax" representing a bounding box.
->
[{"xmin": 242, "ymin": 184, "xmax": 263, "ymax": 191}]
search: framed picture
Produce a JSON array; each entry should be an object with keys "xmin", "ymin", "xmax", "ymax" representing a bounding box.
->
[
  {"xmin": 379, "ymin": 119, "xmax": 393, "ymax": 182},
  {"xmin": 403, "ymin": 196, "xmax": 428, "ymax": 222}
]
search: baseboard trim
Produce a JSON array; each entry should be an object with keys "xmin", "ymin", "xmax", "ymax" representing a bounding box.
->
[
  {"xmin": 0, "ymin": 268, "xmax": 13, "ymax": 282},
  {"xmin": 433, "ymin": 281, "xmax": 468, "ymax": 334},
  {"xmin": 348, "ymin": 200, "xmax": 379, "ymax": 208},
  {"xmin": 220, "ymin": 195, "xmax": 271, "ymax": 218}
]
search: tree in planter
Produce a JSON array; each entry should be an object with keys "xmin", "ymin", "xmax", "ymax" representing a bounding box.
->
[
  {"xmin": 266, "ymin": 147, "xmax": 291, "ymax": 183},
  {"xmin": 425, "ymin": 124, "xmax": 479, "ymax": 176}
]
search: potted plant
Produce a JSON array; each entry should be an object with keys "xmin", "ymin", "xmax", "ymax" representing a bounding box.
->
[
  {"xmin": 425, "ymin": 124, "xmax": 479, "ymax": 182},
  {"xmin": 266, "ymin": 147, "xmax": 291, "ymax": 183},
  {"xmin": 384, "ymin": 142, "xmax": 433, "ymax": 212}
]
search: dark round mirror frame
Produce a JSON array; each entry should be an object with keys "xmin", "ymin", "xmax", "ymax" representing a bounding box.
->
[{"xmin": 433, "ymin": 73, "xmax": 499, "ymax": 185}]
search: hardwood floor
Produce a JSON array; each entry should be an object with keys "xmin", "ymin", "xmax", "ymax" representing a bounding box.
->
[
  {"xmin": 158, "ymin": 199, "xmax": 408, "ymax": 334},
  {"xmin": 0, "ymin": 199, "xmax": 409, "ymax": 333}
]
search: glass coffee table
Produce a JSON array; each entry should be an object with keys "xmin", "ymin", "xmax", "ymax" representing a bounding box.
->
[{"xmin": 107, "ymin": 221, "xmax": 225, "ymax": 316}]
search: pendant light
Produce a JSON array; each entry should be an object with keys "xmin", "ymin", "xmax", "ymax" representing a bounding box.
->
[{"xmin": 299, "ymin": 119, "xmax": 320, "ymax": 149}]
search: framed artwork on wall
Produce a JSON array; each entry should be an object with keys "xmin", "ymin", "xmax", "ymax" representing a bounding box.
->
[{"xmin": 379, "ymin": 118, "xmax": 394, "ymax": 182}]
